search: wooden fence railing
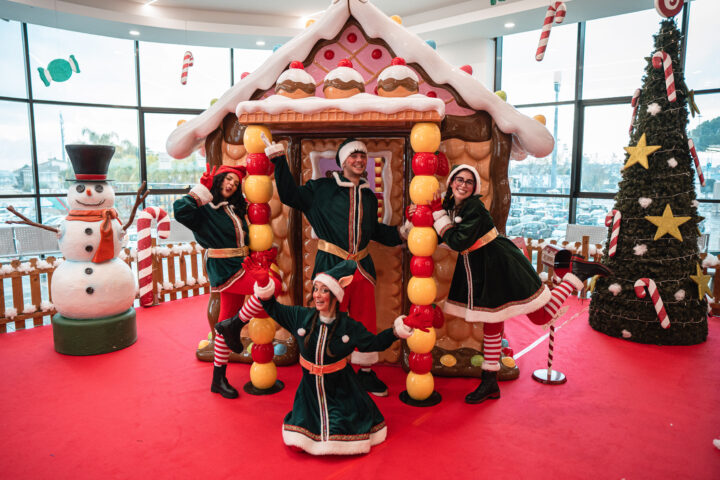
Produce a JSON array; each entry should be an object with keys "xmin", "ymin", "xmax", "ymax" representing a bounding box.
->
[{"xmin": 0, "ymin": 241, "xmax": 210, "ymax": 333}]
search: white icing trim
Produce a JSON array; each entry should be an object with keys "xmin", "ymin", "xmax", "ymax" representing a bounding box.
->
[
  {"xmin": 378, "ymin": 64, "xmax": 419, "ymax": 83},
  {"xmin": 190, "ymin": 184, "xmax": 213, "ymax": 205},
  {"xmin": 276, "ymin": 68, "xmax": 316, "ymax": 86},
  {"xmin": 313, "ymin": 273, "xmax": 344, "ymax": 303},
  {"xmin": 324, "ymin": 66, "xmax": 365, "ymax": 84}
]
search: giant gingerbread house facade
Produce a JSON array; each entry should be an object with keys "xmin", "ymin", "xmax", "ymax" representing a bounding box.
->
[{"xmin": 167, "ymin": 0, "xmax": 553, "ymax": 377}]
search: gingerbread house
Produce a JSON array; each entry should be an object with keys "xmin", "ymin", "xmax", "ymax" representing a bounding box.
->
[{"xmin": 167, "ymin": 0, "xmax": 553, "ymax": 377}]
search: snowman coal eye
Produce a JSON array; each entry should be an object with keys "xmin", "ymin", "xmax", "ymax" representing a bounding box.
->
[
  {"xmin": 94, "ymin": 185, "xmax": 104, "ymax": 193},
  {"xmin": 76, "ymin": 185, "xmax": 85, "ymax": 193}
]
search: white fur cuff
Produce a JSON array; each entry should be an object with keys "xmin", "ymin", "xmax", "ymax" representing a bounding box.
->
[
  {"xmin": 398, "ymin": 220, "xmax": 412, "ymax": 240},
  {"xmin": 394, "ymin": 316, "xmax": 413, "ymax": 339},
  {"xmin": 264, "ymin": 143, "xmax": 285, "ymax": 159},
  {"xmin": 562, "ymin": 272, "xmax": 584, "ymax": 291},
  {"xmin": 253, "ymin": 278, "xmax": 275, "ymax": 300},
  {"xmin": 351, "ymin": 350, "xmax": 379, "ymax": 366},
  {"xmin": 433, "ymin": 214, "xmax": 452, "ymax": 236},
  {"xmin": 190, "ymin": 184, "xmax": 213, "ymax": 205},
  {"xmin": 482, "ymin": 361, "xmax": 501, "ymax": 372},
  {"xmin": 432, "ymin": 209, "xmax": 447, "ymax": 221}
]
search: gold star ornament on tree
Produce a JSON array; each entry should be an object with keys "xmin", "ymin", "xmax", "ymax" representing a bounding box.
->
[
  {"xmin": 623, "ymin": 133, "xmax": 661, "ymax": 170},
  {"xmin": 644, "ymin": 204, "xmax": 691, "ymax": 241},
  {"xmin": 689, "ymin": 263, "xmax": 712, "ymax": 300}
]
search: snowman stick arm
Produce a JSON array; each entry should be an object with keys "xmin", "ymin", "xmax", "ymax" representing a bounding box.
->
[
  {"xmin": 6, "ymin": 206, "xmax": 59, "ymax": 233},
  {"xmin": 123, "ymin": 181, "xmax": 149, "ymax": 231}
]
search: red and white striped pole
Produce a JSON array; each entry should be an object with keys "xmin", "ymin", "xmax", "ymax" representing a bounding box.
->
[{"xmin": 137, "ymin": 206, "xmax": 170, "ymax": 307}]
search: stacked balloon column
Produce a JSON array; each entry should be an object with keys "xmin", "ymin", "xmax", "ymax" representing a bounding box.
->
[
  {"xmin": 242, "ymin": 125, "xmax": 284, "ymax": 395},
  {"xmin": 400, "ymin": 122, "xmax": 443, "ymax": 407}
]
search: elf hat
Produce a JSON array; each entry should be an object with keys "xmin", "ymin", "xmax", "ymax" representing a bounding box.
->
[
  {"xmin": 335, "ymin": 138, "xmax": 368, "ymax": 167},
  {"xmin": 313, "ymin": 260, "xmax": 357, "ymax": 303},
  {"xmin": 215, "ymin": 164, "xmax": 246, "ymax": 182},
  {"xmin": 446, "ymin": 164, "xmax": 482, "ymax": 195}
]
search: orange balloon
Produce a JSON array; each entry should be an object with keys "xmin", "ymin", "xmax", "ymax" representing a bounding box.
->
[
  {"xmin": 406, "ymin": 371, "xmax": 434, "ymax": 401},
  {"xmin": 248, "ymin": 317, "xmax": 275, "ymax": 344},
  {"xmin": 243, "ymin": 175, "xmax": 273, "ymax": 203},
  {"xmin": 408, "ymin": 227, "xmax": 438, "ymax": 257},
  {"xmin": 249, "ymin": 224, "xmax": 274, "ymax": 251},
  {"xmin": 243, "ymin": 125, "xmax": 272, "ymax": 154},
  {"xmin": 409, "ymin": 175, "xmax": 439, "ymax": 205},
  {"xmin": 406, "ymin": 326, "xmax": 436, "ymax": 353},
  {"xmin": 407, "ymin": 276, "xmax": 437, "ymax": 305},
  {"xmin": 410, "ymin": 123, "xmax": 441, "ymax": 153},
  {"xmin": 250, "ymin": 361, "xmax": 277, "ymax": 389}
]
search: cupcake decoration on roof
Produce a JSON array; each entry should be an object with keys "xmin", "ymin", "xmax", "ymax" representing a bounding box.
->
[
  {"xmin": 275, "ymin": 61, "xmax": 316, "ymax": 99},
  {"xmin": 323, "ymin": 58, "xmax": 365, "ymax": 98},
  {"xmin": 377, "ymin": 57, "xmax": 419, "ymax": 97}
]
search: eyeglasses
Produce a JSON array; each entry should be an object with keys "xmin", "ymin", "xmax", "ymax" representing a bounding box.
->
[{"xmin": 453, "ymin": 177, "xmax": 476, "ymax": 187}]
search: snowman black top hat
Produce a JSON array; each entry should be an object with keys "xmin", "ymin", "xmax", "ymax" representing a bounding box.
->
[{"xmin": 65, "ymin": 144, "xmax": 115, "ymax": 182}]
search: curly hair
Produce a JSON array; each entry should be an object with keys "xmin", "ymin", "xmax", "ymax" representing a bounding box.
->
[{"xmin": 210, "ymin": 171, "xmax": 247, "ymax": 217}]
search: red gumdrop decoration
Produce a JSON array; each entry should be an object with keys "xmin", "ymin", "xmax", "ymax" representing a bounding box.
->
[
  {"xmin": 251, "ymin": 342, "xmax": 274, "ymax": 363},
  {"xmin": 247, "ymin": 203, "xmax": 271, "ymax": 224},
  {"xmin": 435, "ymin": 151, "xmax": 450, "ymax": 176},
  {"xmin": 289, "ymin": 60, "xmax": 304, "ymax": 70},
  {"xmin": 431, "ymin": 304, "xmax": 445, "ymax": 329},
  {"xmin": 460, "ymin": 64, "xmax": 473, "ymax": 75},
  {"xmin": 338, "ymin": 58, "xmax": 353, "ymax": 68},
  {"xmin": 408, "ymin": 352, "xmax": 433, "ymax": 374},
  {"xmin": 410, "ymin": 304, "xmax": 434, "ymax": 323},
  {"xmin": 426, "ymin": 91, "xmax": 437, "ymax": 98},
  {"xmin": 324, "ymin": 49, "xmax": 335, "ymax": 61},
  {"xmin": 241, "ymin": 72, "xmax": 250, "ymax": 79},
  {"xmin": 411, "ymin": 205, "xmax": 433, "ymax": 227},
  {"xmin": 246, "ymin": 153, "xmax": 270, "ymax": 175},
  {"xmin": 371, "ymin": 49, "xmax": 382, "ymax": 60},
  {"xmin": 412, "ymin": 152, "xmax": 438, "ymax": 176},
  {"xmin": 410, "ymin": 256, "xmax": 434, "ymax": 277},
  {"xmin": 391, "ymin": 57, "xmax": 406, "ymax": 66},
  {"xmin": 502, "ymin": 346, "xmax": 514, "ymax": 358},
  {"xmin": 347, "ymin": 32, "xmax": 357, "ymax": 43}
]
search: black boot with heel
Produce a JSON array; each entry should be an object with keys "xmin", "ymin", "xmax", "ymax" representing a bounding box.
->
[
  {"xmin": 465, "ymin": 369, "xmax": 500, "ymax": 404},
  {"xmin": 211, "ymin": 365, "xmax": 239, "ymax": 399}
]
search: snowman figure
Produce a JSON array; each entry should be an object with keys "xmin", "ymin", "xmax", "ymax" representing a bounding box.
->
[{"xmin": 7, "ymin": 144, "xmax": 148, "ymax": 355}]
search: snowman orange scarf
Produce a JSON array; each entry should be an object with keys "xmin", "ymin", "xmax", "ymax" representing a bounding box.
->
[{"xmin": 66, "ymin": 208, "xmax": 121, "ymax": 263}]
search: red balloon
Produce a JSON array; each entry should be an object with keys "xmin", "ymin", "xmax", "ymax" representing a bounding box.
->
[
  {"xmin": 409, "ymin": 304, "xmax": 434, "ymax": 328},
  {"xmin": 247, "ymin": 203, "xmax": 271, "ymax": 224},
  {"xmin": 431, "ymin": 304, "xmax": 445, "ymax": 329},
  {"xmin": 409, "ymin": 352, "xmax": 433, "ymax": 374},
  {"xmin": 410, "ymin": 256, "xmax": 434, "ymax": 277},
  {"xmin": 412, "ymin": 152, "xmax": 438, "ymax": 176},
  {"xmin": 411, "ymin": 205, "xmax": 433, "ymax": 227},
  {"xmin": 251, "ymin": 342, "xmax": 274, "ymax": 363},
  {"xmin": 435, "ymin": 152, "xmax": 449, "ymax": 176},
  {"xmin": 246, "ymin": 153, "xmax": 270, "ymax": 175}
]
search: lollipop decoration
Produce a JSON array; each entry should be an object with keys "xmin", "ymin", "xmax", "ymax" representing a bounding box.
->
[
  {"xmin": 137, "ymin": 206, "xmax": 170, "ymax": 307},
  {"xmin": 634, "ymin": 278, "xmax": 670, "ymax": 329},
  {"xmin": 536, "ymin": 2, "xmax": 567, "ymax": 62},
  {"xmin": 652, "ymin": 51, "xmax": 676, "ymax": 103},
  {"xmin": 688, "ymin": 139, "xmax": 706, "ymax": 187},
  {"xmin": 38, "ymin": 55, "xmax": 80, "ymax": 87},
  {"xmin": 180, "ymin": 51, "xmax": 194, "ymax": 85},
  {"xmin": 605, "ymin": 210, "xmax": 622, "ymax": 258},
  {"xmin": 654, "ymin": 0, "xmax": 684, "ymax": 18}
]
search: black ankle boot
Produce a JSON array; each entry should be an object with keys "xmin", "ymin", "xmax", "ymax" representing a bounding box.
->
[
  {"xmin": 215, "ymin": 314, "xmax": 245, "ymax": 354},
  {"xmin": 570, "ymin": 255, "xmax": 612, "ymax": 282},
  {"xmin": 211, "ymin": 365, "xmax": 239, "ymax": 399},
  {"xmin": 465, "ymin": 369, "xmax": 500, "ymax": 404}
]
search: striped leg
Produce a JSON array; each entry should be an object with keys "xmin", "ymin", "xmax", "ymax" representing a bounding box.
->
[
  {"xmin": 213, "ymin": 333, "xmax": 231, "ymax": 367},
  {"xmin": 239, "ymin": 294, "xmax": 266, "ymax": 322},
  {"xmin": 528, "ymin": 273, "xmax": 583, "ymax": 326},
  {"xmin": 482, "ymin": 322, "xmax": 503, "ymax": 371}
]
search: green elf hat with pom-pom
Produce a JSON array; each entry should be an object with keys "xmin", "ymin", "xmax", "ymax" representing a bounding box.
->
[
  {"xmin": 313, "ymin": 260, "xmax": 357, "ymax": 302},
  {"xmin": 335, "ymin": 138, "xmax": 367, "ymax": 167},
  {"xmin": 446, "ymin": 163, "xmax": 482, "ymax": 195}
]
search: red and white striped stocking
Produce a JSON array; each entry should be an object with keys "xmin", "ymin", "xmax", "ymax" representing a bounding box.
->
[
  {"xmin": 482, "ymin": 322, "xmax": 503, "ymax": 371},
  {"xmin": 528, "ymin": 273, "xmax": 583, "ymax": 326},
  {"xmin": 239, "ymin": 294, "xmax": 266, "ymax": 322},
  {"xmin": 213, "ymin": 333, "xmax": 231, "ymax": 367}
]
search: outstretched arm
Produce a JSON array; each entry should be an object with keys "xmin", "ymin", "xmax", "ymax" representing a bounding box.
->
[{"xmin": 264, "ymin": 141, "xmax": 313, "ymax": 212}]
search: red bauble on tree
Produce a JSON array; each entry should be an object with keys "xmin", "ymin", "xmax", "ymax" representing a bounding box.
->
[
  {"xmin": 410, "ymin": 256, "xmax": 434, "ymax": 277},
  {"xmin": 246, "ymin": 153, "xmax": 270, "ymax": 175},
  {"xmin": 412, "ymin": 152, "xmax": 438, "ymax": 175},
  {"xmin": 408, "ymin": 352, "xmax": 433, "ymax": 374},
  {"xmin": 247, "ymin": 203, "xmax": 271, "ymax": 224},
  {"xmin": 251, "ymin": 342, "xmax": 274, "ymax": 363}
]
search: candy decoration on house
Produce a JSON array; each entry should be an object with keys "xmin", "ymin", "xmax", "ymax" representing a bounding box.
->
[
  {"xmin": 589, "ymin": 19, "xmax": 707, "ymax": 346},
  {"xmin": 654, "ymin": 0, "xmax": 684, "ymax": 18},
  {"xmin": 605, "ymin": 209, "xmax": 621, "ymax": 257},
  {"xmin": 629, "ymin": 88, "xmax": 641, "ymax": 134},
  {"xmin": 688, "ymin": 139, "xmax": 705, "ymax": 187},
  {"xmin": 377, "ymin": 57, "xmax": 418, "ymax": 97},
  {"xmin": 323, "ymin": 58, "xmax": 365, "ymax": 98},
  {"xmin": 38, "ymin": 55, "xmax": 80, "ymax": 87},
  {"xmin": 180, "ymin": 51, "xmax": 194, "ymax": 85},
  {"xmin": 536, "ymin": 2, "xmax": 567, "ymax": 61},
  {"xmin": 275, "ymin": 60, "xmax": 316, "ymax": 99},
  {"xmin": 634, "ymin": 278, "xmax": 670, "ymax": 329},
  {"xmin": 652, "ymin": 50, "xmax": 676, "ymax": 103},
  {"xmin": 7, "ymin": 144, "xmax": 148, "ymax": 355},
  {"xmin": 137, "ymin": 206, "xmax": 171, "ymax": 307}
]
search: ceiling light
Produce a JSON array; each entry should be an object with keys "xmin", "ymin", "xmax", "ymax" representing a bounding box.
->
[
  {"xmin": 256, "ymin": 40, "xmax": 266, "ymax": 46},
  {"xmin": 129, "ymin": 30, "xmax": 140, "ymax": 36},
  {"xmin": 504, "ymin": 22, "xmax": 515, "ymax": 29}
]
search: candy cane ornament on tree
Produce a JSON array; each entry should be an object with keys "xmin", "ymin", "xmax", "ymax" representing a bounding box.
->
[
  {"xmin": 629, "ymin": 89, "xmax": 641, "ymax": 134},
  {"xmin": 688, "ymin": 139, "xmax": 706, "ymax": 187},
  {"xmin": 137, "ymin": 207, "xmax": 170, "ymax": 307},
  {"xmin": 536, "ymin": 2, "xmax": 567, "ymax": 61},
  {"xmin": 180, "ymin": 51, "xmax": 194, "ymax": 85},
  {"xmin": 652, "ymin": 51, "xmax": 676, "ymax": 103},
  {"xmin": 605, "ymin": 209, "xmax": 622, "ymax": 257},
  {"xmin": 634, "ymin": 278, "xmax": 670, "ymax": 329}
]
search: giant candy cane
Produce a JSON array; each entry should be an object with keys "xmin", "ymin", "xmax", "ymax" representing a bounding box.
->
[
  {"xmin": 180, "ymin": 51, "xmax": 194, "ymax": 85},
  {"xmin": 634, "ymin": 278, "xmax": 670, "ymax": 329},
  {"xmin": 605, "ymin": 209, "xmax": 622, "ymax": 257},
  {"xmin": 688, "ymin": 139, "xmax": 706, "ymax": 187},
  {"xmin": 652, "ymin": 51, "xmax": 676, "ymax": 103},
  {"xmin": 536, "ymin": 2, "xmax": 567, "ymax": 61},
  {"xmin": 137, "ymin": 206, "xmax": 170, "ymax": 307}
]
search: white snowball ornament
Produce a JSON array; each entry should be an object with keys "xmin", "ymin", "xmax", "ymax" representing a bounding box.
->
[
  {"xmin": 609, "ymin": 283, "xmax": 622, "ymax": 296},
  {"xmin": 691, "ymin": 200, "xmax": 699, "ymax": 208},
  {"xmin": 647, "ymin": 103, "xmax": 662, "ymax": 116},
  {"xmin": 622, "ymin": 329, "xmax": 632, "ymax": 338},
  {"xmin": 674, "ymin": 289, "xmax": 685, "ymax": 301},
  {"xmin": 638, "ymin": 197, "xmax": 653, "ymax": 208},
  {"xmin": 667, "ymin": 158, "xmax": 678, "ymax": 168},
  {"xmin": 633, "ymin": 244, "xmax": 648, "ymax": 256}
]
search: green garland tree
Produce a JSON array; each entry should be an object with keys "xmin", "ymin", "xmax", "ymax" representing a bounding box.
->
[{"xmin": 588, "ymin": 19, "xmax": 708, "ymax": 345}]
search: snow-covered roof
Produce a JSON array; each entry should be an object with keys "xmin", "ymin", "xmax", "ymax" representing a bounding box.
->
[{"xmin": 167, "ymin": 0, "xmax": 554, "ymax": 161}]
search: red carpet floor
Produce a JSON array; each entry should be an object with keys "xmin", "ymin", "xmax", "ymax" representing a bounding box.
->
[{"xmin": 1, "ymin": 295, "xmax": 718, "ymax": 479}]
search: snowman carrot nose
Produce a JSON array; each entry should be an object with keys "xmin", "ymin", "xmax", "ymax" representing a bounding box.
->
[{"xmin": 86, "ymin": 189, "xmax": 92, "ymax": 196}]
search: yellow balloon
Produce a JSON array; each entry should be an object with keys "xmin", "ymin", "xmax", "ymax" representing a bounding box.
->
[
  {"xmin": 391, "ymin": 15, "xmax": 403, "ymax": 25},
  {"xmin": 407, "ymin": 326, "xmax": 436, "ymax": 353},
  {"xmin": 408, "ymin": 276, "xmax": 437, "ymax": 305},
  {"xmin": 410, "ymin": 122, "xmax": 441, "ymax": 153},
  {"xmin": 409, "ymin": 175, "xmax": 439, "ymax": 205},
  {"xmin": 406, "ymin": 371, "xmax": 434, "ymax": 401},
  {"xmin": 243, "ymin": 125, "xmax": 272, "ymax": 154},
  {"xmin": 533, "ymin": 114, "xmax": 546, "ymax": 125},
  {"xmin": 243, "ymin": 175, "xmax": 273, "ymax": 204},
  {"xmin": 249, "ymin": 224, "xmax": 274, "ymax": 251},
  {"xmin": 248, "ymin": 317, "xmax": 275, "ymax": 344},
  {"xmin": 250, "ymin": 361, "xmax": 277, "ymax": 390},
  {"xmin": 408, "ymin": 227, "xmax": 438, "ymax": 257}
]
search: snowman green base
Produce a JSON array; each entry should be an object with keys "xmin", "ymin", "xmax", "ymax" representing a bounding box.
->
[{"xmin": 52, "ymin": 308, "xmax": 137, "ymax": 356}]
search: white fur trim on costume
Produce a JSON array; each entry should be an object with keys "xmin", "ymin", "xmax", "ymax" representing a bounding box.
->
[
  {"xmin": 190, "ymin": 184, "xmax": 213, "ymax": 205},
  {"xmin": 341, "ymin": 335, "xmax": 349, "ymax": 343},
  {"xmin": 443, "ymin": 285, "xmax": 552, "ymax": 323},
  {"xmin": 398, "ymin": 219, "xmax": 412, "ymax": 240},
  {"xmin": 297, "ymin": 328, "xmax": 306, "ymax": 336},
  {"xmin": 337, "ymin": 140, "xmax": 367, "ymax": 167},
  {"xmin": 282, "ymin": 424, "xmax": 386, "ymax": 456},
  {"xmin": 446, "ymin": 164, "xmax": 482, "ymax": 195},
  {"xmin": 432, "ymin": 209, "xmax": 447, "ymax": 221},
  {"xmin": 264, "ymin": 143, "xmax": 285, "ymax": 159},
  {"xmin": 253, "ymin": 278, "xmax": 275, "ymax": 300},
  {"xmin": 319, "ymin": 314, "xmax": 335, "ymax": 325},
  {"xmin": 481, "ymin": 361, "xmax": 501, "ymax": 372},
  {"xmin": 433, "ymin": 214, "xmax": 452, "ymax": 235},
  {"xmin": 351, "ymin": 350, "xmax": 378, "ymax": 367},
  {"xmin": 393, "ymin": 316, "xmax": 413, "ymax": 339},
  {"xmin": 562, "ymin": 272, "xmax": 584, "ymax": 291},
  {"xmin": 313, "ymin": 272, "xmax": 344, "ymax": 303}
]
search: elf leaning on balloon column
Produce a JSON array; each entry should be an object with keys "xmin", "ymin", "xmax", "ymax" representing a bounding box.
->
[
  {"xmin": 264, "ymin": 137, "xmax": 407, "ymax": 397},
  {"xmin": 173, "ymin": 164, "xmax": 282, "ymax": 399},
  {"xmin": 409, "ymin": 164, "xmax": 612, "ymax": 404}
]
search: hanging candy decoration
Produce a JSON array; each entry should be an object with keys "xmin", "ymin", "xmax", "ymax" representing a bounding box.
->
[
  {"xmin": 654, "ymin": 0, "xmax": 685, "ymax": 18},
  {"xmin": 652, "ymin": 51, "xmax": 676, "ymax": 103},
  {"xmin": 38, "ymin": 55, "xmax": 80, "ymax": 87},
  {"xmin": 536, "ymin": 2, "xmax": 567, "ymax": 61},
  {"xmin": 604, "ymin": 209, "xmax": 622, "ymax": 257},
  {"xmin": 629, "ymin": 88, "xmax": 641, "ymax": 134},
  {"xmin": 634, "ymin": 278, "xmax": 670, "ymax": 329},
  {"xmin": 180, "ymin": 51, "xmax": 194, "ymax": 85},
  {"xmin": 688, "ymin": 139, "xmax": 706, "ymax": 187}
]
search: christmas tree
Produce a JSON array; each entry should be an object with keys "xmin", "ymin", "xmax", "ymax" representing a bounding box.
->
[{"xmin": 588, "ymin": 19, "xmax": 709, "ymax": 345}]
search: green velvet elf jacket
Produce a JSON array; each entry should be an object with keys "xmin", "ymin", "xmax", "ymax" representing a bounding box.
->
[
  {"xmin": 270, "ymin": 153, "xmax": 402, "ymax": 283},
  {"xmin": 173, "ymin": 189, "xmax": 248, "ymax": 290},
  {"xmin": 436, "ymin": 195, "xmax": 550, "ymax": 323},
  {"xmin": 259, "ymin": 295, "xmax": 397, "ymax": 455}
]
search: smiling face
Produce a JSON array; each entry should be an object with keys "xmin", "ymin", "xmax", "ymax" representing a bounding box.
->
[
  {"xmin": 312, "ymin": 281, "xmax": 337, "ymax": 316},
  {"xmin": 342, "ymin": 152, "xmax": 367, "ymax": 181},
  {"xmin": 220, "ymin": 172, "xmax": 240, "ymax": 199},
  {"xmin": 450, "ymin": 170, "xmax": 476, "ymax": 204},
  {"xmin": 67, "ymin": 182, "xmax": 115, "ymax": 210}
]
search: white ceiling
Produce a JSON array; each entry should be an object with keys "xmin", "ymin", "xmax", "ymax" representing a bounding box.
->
[{"xmin": 2, "ymin": 0, "xmax": 657, "ymax": 48}]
